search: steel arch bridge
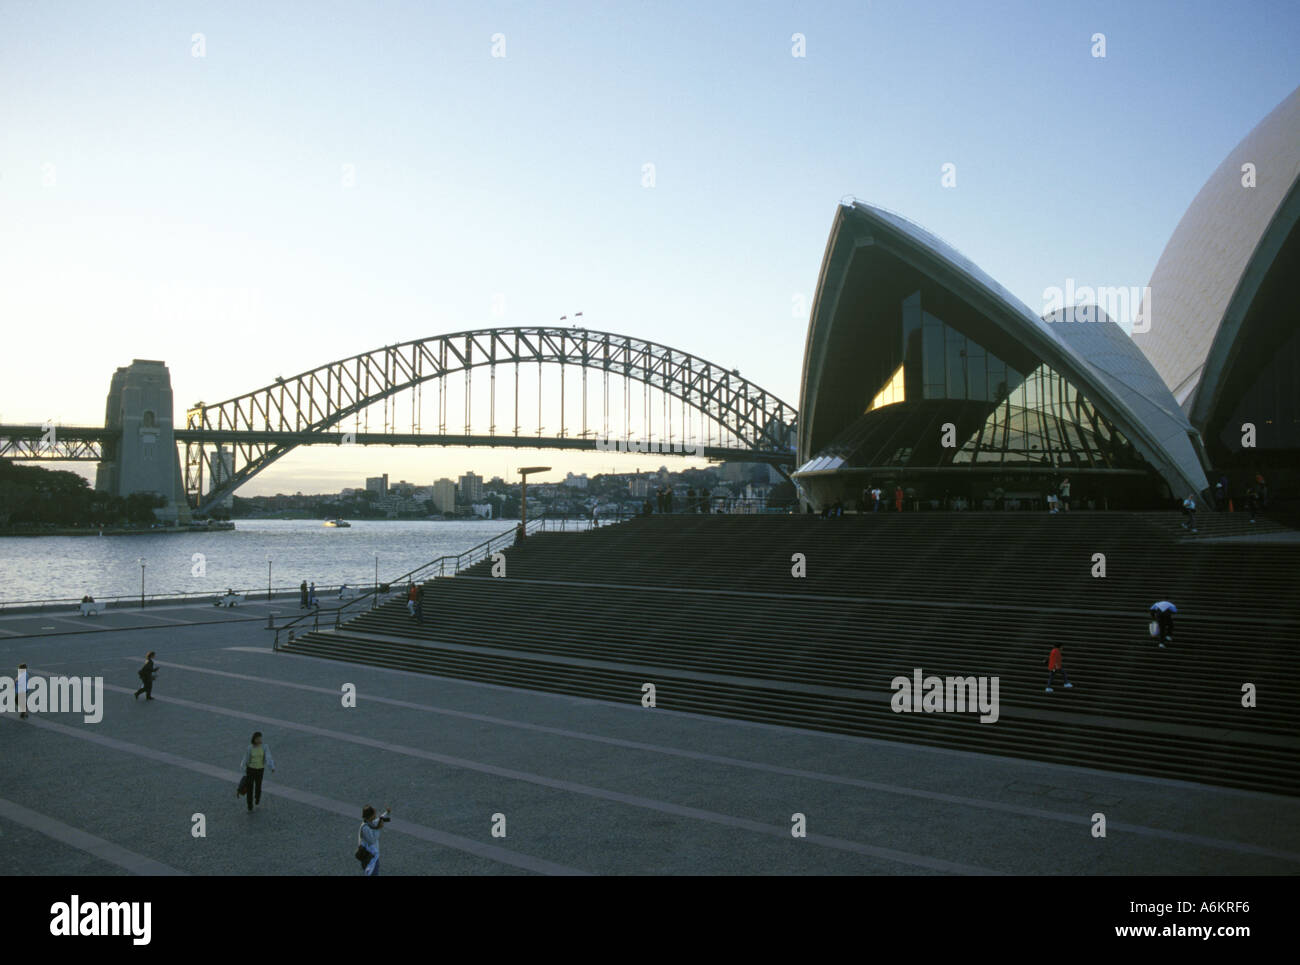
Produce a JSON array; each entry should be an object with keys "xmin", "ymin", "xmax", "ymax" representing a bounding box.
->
[{"xmin": 184, "ymin": 326, "xmax": 798, "ymax": 513}]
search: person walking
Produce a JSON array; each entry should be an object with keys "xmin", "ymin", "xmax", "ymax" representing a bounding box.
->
[
  {"xmin": 239, "ymin": 731, "xmax": 276, "ymax": 812},
  {"xmin": 1181, "ymin": 494, "xmax": 1198, "ymax": 533},
  {"xmin": 1149, "ymin": 601, "xmax": 1176, "ymax": 649},
  {"xmin": 414, "ymin": 584, "xmax": 425, "ymax": 625},
  {"xmin": 893, "ymin": 485, "xmax": 904, "ymax": 513},
  {"xmin": 1245, "ymin": 486, "xmax": 1259, "ymax": 523},
  {"xmin": 356, "ymin": 805, "xmax": 392, "ymax": 876},
  {"xmin": 308, "ymin": 582, "xmax": 319, "ymax": 608},
  {"xmin": 17, "ymin": 663, "xmax": 30, "ymax": 719},
  {"xmin": 406, "ymin": 582, "xmax": 418, "ymax": 618},
  {"xmin": 299, "ymin": 580, "xmax": 309, "ymax": 609},
  {"xmin": 1044, "ymin": 646, "xmax": 1072, "ymax": 693},
  {"xmin": 1059, "ymin": 477, "xmax": 1071, "ymax": 513},
  {"xmin": 872, "ymin": 486, "xmax": 882, "ymax": 512},
  {"xmin": 134, "ymin": 651, "xmax": 158, "ymax": 700}
]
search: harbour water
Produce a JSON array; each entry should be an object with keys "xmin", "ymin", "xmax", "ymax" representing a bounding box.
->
[{"xmin": 0, "ymin": 519, "xmax": 512, "ymax": 603}]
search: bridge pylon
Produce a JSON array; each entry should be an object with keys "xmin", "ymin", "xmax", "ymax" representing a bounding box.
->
[{"xmin": 95, "ymin": 360, "xmax": 192, "ymax": 523}]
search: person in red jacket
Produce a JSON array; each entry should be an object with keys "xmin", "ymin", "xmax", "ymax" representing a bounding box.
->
[
  {"xmin": 894, "ymin": 485, "xmax": 904, "ymax": 513},
  {"xmin": 1045, "ymin": 646, "xmax": 1072, "ymax": 693}
]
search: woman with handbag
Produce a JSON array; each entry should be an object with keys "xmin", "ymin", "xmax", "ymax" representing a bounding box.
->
[{"xmin": 239, "ymin": 732, "xmax": 276, "ymax": 812}]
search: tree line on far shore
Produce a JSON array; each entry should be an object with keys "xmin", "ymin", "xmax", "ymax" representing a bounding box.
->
[{"xmin": 0, "ymin": 460, "xmax": 166, "ymax": 529}]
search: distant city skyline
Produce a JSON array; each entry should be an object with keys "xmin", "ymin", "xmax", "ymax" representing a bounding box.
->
[{"xmin": 3, "ymin": 1, "xmax": 1297, "ymax": 496}]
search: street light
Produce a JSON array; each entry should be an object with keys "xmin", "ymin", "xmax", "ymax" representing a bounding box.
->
[
  {"xmin": 373, "ymin": 551, "xmax": 379, "ymax": 609},
  {"xmin": 267, "ymin": 555, "xmax": 273, "ymax": 602},
  {"xmin": 138, "ymin": 558, "xmax": 145, "ymax": 609},
  {"xmin": 518, "ymin": 466, "xmax": 550, "ymax": 538}
]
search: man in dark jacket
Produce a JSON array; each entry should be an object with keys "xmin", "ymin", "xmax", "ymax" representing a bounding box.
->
[{"xmin": 134, "ymin": 651, "xmax": 158, "ymax": 700}]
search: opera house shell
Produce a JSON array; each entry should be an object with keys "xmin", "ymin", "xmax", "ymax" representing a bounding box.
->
[
  {"xmin": 1131, "ymin": 86, "xmax": 1300, "ymax": 485},
  {"xmin": 794, "ymin": 86, "xmax": 1298, "ymax": 512}
]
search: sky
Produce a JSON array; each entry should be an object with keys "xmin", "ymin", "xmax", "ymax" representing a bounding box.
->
[{"xmin": 1, "ymin": 0, "xmax": 1296, "ymax": 494}]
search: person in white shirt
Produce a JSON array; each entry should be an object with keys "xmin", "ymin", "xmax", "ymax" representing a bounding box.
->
[
  {"xmin": 357, "ymin": 804, "xmax": 392, "ymax": 876},
  {"xmin": 17, "ymin": 663, "xmax": 29, "ymax": 719}
]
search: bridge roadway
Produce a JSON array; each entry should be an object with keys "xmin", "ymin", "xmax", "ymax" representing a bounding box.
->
[
  {"xmin": 1, "ymin": 596, "xmax": 1297, "ymax": 875},
  {"xmin": 0, "ymin": 424, "xmax": 790, "ymax": 464}
]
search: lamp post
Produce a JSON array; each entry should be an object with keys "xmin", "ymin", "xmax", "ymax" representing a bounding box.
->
[
  {"xmin": 138, "ymin": 558, "xmax": 145, "ymax": 609},
  {"xmin": 373, "ymin": 551, "xmax": 379, "ymax": 609},
  {"xmin": 518, "ymin": 466, "xmax": 550, "ymax": 538},
  {"xmin": 267, "ymin": 555, "xmax": 272, "ymax": 602}
]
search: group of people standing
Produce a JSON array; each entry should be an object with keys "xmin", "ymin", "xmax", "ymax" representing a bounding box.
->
[
  {"xmin": 299, "ymin": 581, "xmax": 319, "ymax": 609},
  {"xmin": 1184, "ymin": 471, "xmax": 1270, "ymax": 532},
  {"xmin": 860, "ymin": 485, "xmax": 905, "ymax": 513},
  {"xmin": 297, "ymin": 580, "xmax": 366, "ymax": 605},
  {"xmin": 647, "ymin": 486, "xmax": 712, "ymax": 514},
  {"xmin": 1211, "ymin": 472, "xmax": 1268, "ymax": 521},
  {"xmin": 1046, "ymin": 477, "xmax": 1071, "ymax": 513}
]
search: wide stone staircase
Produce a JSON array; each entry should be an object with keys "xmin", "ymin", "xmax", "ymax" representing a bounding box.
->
[{"xmin": 283, "ymin": 511, "xmax": 1300, "ymax": 794}]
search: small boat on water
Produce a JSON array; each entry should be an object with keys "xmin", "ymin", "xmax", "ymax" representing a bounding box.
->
[{"xmin": 324, "ymin": 518, "xmax": 352, "ymax": 528}]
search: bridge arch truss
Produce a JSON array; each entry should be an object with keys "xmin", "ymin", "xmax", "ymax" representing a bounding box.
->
[{"xmin": 184, "ymin": 326, "xmax": 797, "ymax": 512}]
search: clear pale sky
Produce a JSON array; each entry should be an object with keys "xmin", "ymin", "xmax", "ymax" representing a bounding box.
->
[{"xmin": 1, "ymin": 0, "xmax": 1296, "ymax": 493}]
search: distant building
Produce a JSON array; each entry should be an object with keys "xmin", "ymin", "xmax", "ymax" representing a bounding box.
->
[
  {"xmin": 564, "ymin": 472, "xmax": 589, "ymax": 489},
  {"xmin": 628, "ymin": 475, "xmax": 652, "ymax": 497},
  {"xmin": 470, "ymin": 502, "xmax": 494, "ymax": 519},
  {"xmin": 432, "ymin": 478, "xmax": 457, "ymax": 514},
  {"xmin": 458, "ymin": 471, "xmax": 483, "ymax": 503},
  {"xmin": 365, "ymin": 474, "xmax": 389, "ymax": 497}
]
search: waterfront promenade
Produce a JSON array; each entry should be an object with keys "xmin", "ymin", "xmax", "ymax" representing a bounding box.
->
[{"xmin": 2, "ymin": 598, "xmax": 1298, "ymax": 875}]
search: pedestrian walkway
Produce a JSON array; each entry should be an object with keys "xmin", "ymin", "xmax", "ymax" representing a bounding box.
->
[{"xmin": 1, "ymin": 617, "xmax": 1297, "ymax": 875}]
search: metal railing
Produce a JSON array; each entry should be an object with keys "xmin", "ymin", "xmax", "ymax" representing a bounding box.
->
[
  {"xmin": 0, "ymin": 516, "xmax": 606, "ymax": 616},
  {"xmin": 270, "ymin": 513, "xmax": 593, "ymax": 648},
  {"xmin": 629, "ymin": 496, "xmax": 797, "ymax": 515},
  {"xmin": 0, "ymin": 585, "xmax": 333, "ymax": 615}
]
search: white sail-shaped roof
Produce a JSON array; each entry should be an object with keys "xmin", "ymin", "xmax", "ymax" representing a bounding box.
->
[
  {"xmin": 799, "ymin": 201, "xmax": 1211, "ymax": 496},
  {"xmin": 1131, "ymin": 86, "xmax": 1300, "ymax": 409}
]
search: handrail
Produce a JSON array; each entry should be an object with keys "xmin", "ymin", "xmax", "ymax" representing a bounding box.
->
[
  {"xmin": 271, "ymin": 512, "xmax": 574, "ymax": 648},
  {"xmin": 0, "ymin": 585, "xmax": 341, "ymax": 614}
]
